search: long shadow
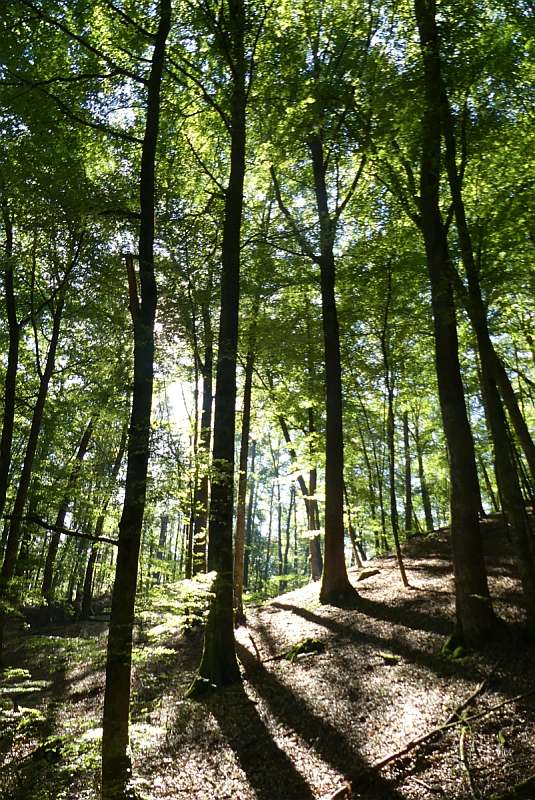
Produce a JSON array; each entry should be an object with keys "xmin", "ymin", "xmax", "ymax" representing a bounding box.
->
[
  {"xmin": 353, "ymin": 595, "xmax": 453, "ymax": 636},
  {"xmin": 206, "ymin": 684, "xmax": 316, "ymax": 800},
  {"xmin": 268, "ymin": 603, "xmax": 485, "ymax": 681},
  {"xmin": 273, "ymin": 593, "xmax": 452, "ymax": 637},
  {"xmin": 236, "ymin": 643, "xmax": 405, "ymax": 799}
]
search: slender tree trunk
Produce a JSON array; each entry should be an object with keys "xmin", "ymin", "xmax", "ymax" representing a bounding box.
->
[
  {"xmin": 81, "ymin": 425, "xmax": 126, "ymax": 620},
  {"xmin": 380, "ymin": 267, "xmax": 409, "ymax": 587},
  {"xmin": 280, "ymin": 485, "xmax": 294, "ymax": 592},
  {"xmin": 478, "ymin": 454, "xmax": 500, "ymax": 514},
  {"xmin": 188, "ymin": 0, "xmax": 246, "ymax": 696},
  {"xmin": 264, "ymin": 483, "xmax": 275, "ymax": 584},
  {"xmin": 414, "ymin": 419, "xmax": 434, "ymax": 532},
  {"xmin": 42, "ymin": 418, "xmax": 93, "ymax": 602},
  {"xmin": 415, "ymin": 0, "xmax": 497, "ymax": 644},
  {"xmin": 343, "ymin": 482, "xmax": 363, "ymax": 569},
  {"xmin": 308, "ymin": 135, "xmax": 357, "ymax": 606},
  {"xmin": 403, "ymin": 411, "xmax": 413, "ymax": 534},
  {"xmin": 278, "ymin": 414, "xmax": 322, "ymax": 579},
  {"xmin": 101, "ymin": 4, "xmax": 171, "ymax": 796},
  {"xmin": 243, "ymin": 439, "xmax": 256, "ymax": 589},
  {"xmin": 1, "ymin": 272, "xmax": 70, "ymax": 596},
  {"xmin": 494, "ymin": 357, "xmax": 535, "ymax": 484},
  {"xmin": 234, "ymin": 314, "xmax": 257, "ymax": 624},
  {"xmin": 155, "ymin": 513, "xmax": 168, "ymax": 584},
  {"xmin": 192, "ymin": 308, "xmax": 213, "ymax": 574},
  {"xmin": 0, "ymin": 194, "xmax": 19, "ymax": 523}
]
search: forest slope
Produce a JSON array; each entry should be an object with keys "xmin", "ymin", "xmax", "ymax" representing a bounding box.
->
[{"xmin": 1, "ymin": 520, "xmax": 534, "ymax": 800}]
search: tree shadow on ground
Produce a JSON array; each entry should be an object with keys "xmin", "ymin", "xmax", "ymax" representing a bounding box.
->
[
  {"xmin": 205, "ymin": 683, "xmax": 317, "ymax": 800},
  {"xmin": 268, "ymin": 602, "xmax": 486, "ymax": 681},
  {"xmin": 236, "ymin": 642, "xmax": 406, "ymax": 799},
  {"xmin": 272, "ymin": 594, "xmax": 451, "ymax": 637}
]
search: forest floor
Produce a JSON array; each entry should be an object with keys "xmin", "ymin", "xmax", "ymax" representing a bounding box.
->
[{"xmin": 1, "ymin": 518, "xmax": 535, "ymax": 800}]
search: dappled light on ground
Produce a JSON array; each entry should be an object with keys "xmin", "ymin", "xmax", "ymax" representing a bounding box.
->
[{"xmin": 1, "ymin": 527, "xmax": 535, "ymax": 799}]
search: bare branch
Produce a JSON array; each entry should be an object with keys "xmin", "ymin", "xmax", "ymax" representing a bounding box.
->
[
  {"xmin": 3, "ymin": 514, "xmax": 118, "ymax": 546},
  {"xmin": 270, "ymin": 166, "xmax": 317, "ymax": 261}
]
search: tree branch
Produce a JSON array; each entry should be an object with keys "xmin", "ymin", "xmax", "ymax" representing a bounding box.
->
[{"xmin": 3, "ymin": 514, "xmax": 118, "ymax": 546}]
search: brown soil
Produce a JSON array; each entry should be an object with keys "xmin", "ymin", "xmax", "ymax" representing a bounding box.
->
[{"xmin": 2, "ymin": 520, "xmax": 535, "ymax": 800}]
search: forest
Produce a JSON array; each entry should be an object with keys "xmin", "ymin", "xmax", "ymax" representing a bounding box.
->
[{"xmin": 0, "ymin": 0, "xmax": 534, "ymax": 798}]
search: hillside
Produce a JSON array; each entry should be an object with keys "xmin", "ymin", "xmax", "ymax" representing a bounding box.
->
[{"xmin": 1, "ymin": 522, "xmax": 534, "ymax": 800}]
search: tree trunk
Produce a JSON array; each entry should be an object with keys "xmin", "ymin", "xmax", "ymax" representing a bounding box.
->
[
  {"xmin": 42, "ymin": 418, "xmax": 93, "ymax": 602},
  {"xmin": 414, "ymin": 419, "xmax": 434, "ymax": 532},
  {"xmin": 308, "ymin": 134, "xmax": 357, "ymax": 606},
  {"xmin": 264, "ymin": 483, "xmax": 275, "ymax": 585},
  {"xmin": 278, "ymin": 415, "xmax": 322, "ymax": 579},
  {"xmin": 81, "ymin": 424, "xmax": 126, "ymax": 620},
  {"xmin": 403, "ymin": 411, "xmax": 413, "ymax": 534},
  {"xmin": 426, "ymin": 2, "xmax": 535, "ymax": 631},
  {"xmin": 234, "ymin": 315, "xmax": 256, "ymax": 624},
  {"xmin": 414, "ymin": 0, "xmax": 497, "ymax": 645},
  {"xmin": 343, "ymin": 482, "xmax": 363, "ymax": 569},
  {"xmin": 101, "ymin": 3, "xmax": 171, "ymax": 796},
  {"xmin": 380, "ymin": 267, "xmax": 409, "ymax": 587},
  {"xmin": 192, "ymin": 307, "xmax": 213, "ymax": 574},
  {"xmin": 243, "ymin": 439, "xmax": 256, "ymax": 589},
  {"xmin": 155, "ymin": 513, "xmax": 168, "ymax": 583},
  {"xmin": 280, "ymin": 485, "xmax": 294, "ymax": 592},
  {"xmin": 0, "ymin": 193, "xmax": 19, "ymax": 523},
  {"xmin": 1, "ymin": 272, "xmax": 70, "ymax": 597},
  {"xmin": 187, "ymin": 0, "xmax": 246, "ymax": 696}
]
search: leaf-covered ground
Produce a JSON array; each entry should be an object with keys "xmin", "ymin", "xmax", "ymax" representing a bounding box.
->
[{"xmin": 1, "ymin": 519, "xmax": 534, "ymax": 800}]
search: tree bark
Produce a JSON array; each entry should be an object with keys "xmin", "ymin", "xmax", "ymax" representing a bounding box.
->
[
  {"xmin": 101, "ymin": 3, "xmax": 171, "ymax": 796},
  {"xmin": 308, "ymin": 134, "xmax": 357, "ymax": 606},
  {"xmin": 403, "ymin": 411, "xmax": 413, "ymax": 534},
  {"xmin": 0, "ymin": 193, "xmax": 19, "ymax": 523},
  {"xmin": 414, "ymin": 0, "xmax": 497, "ymax": 645},
  {"xmin": 41, "ymin": 418, "xmax": 93, "ymax": 602},
  {"xmin": 1, "ymin": 269, "xmax": 71, "ymax": 594},
  {"xmin": 192, "ymin": 305, "xmax": 213, "ymax": 574},
  {"xmin": 380, "ymin": 266, "xmax": 409, "ymax": 587},
  {"xmin": 243, "ymin": 439, "xmax": 256, "ymax": 589},
  {"xmin": 187, "ymin": 0, "xmax": 246, "ymax": 696},
  {"xmin": 81, "ymin": 424, "xmax": 126, "ymax": 619},
  {"xmin": 414, "ymin": 419, "xmax": 434, "ymax": 532},
  {"xmin": 234, "ymin": 312, "xmax": 257, "ymax": 624},
  {"xmin": 278, "ymin": 415, "xmax": 322, "ymax": 579},
  {"xmin": 424, "ymin": 1, "xmax": 535, "ymax": 631}
]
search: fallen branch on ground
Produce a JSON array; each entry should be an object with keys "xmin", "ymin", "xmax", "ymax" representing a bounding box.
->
[{"xmin": 371, "ymin": 684, "xmax": 535, "ymax": 772}]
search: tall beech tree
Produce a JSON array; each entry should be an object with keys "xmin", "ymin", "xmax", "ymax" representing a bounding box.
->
[
  {"xmin": 419, "ymin": 0, "xmax": 535, "ymax": 628},
  {"xmin": 187, "ymin": 0, "xmax": 249, "ymax": 696},
  {"xmin": 101, "ymin": 0, "xmax": 171, "ymax": 796},
  {"xmin": 414, "ymin": 0, "xmax": 497, "ymax": 644}
]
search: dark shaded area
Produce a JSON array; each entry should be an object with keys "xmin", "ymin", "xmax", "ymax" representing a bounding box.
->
[
  {"xmin": 269, "ymin": 600, "xmax": 480, "ymax": 681},
  {"xmin": 236, "ymin": 642, "xmax": 405, "ymax": 799},
  {"xmin": 206, "ymin": 683, "xmax": 316, "ymax": 800}
]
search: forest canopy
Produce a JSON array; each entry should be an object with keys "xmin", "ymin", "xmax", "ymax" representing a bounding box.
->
[{"xmin": 0, "ymin": 0, "xmax": 534, "ymax": 798}]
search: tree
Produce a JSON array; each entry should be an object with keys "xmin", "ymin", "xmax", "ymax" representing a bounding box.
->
[
  {"xmin": 414, "ymin": 0, "xmax": 497, "ymax": 644},
  {"xmin": 101, "ymin": 1, "xmax": 172, "ymax": 795}
]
